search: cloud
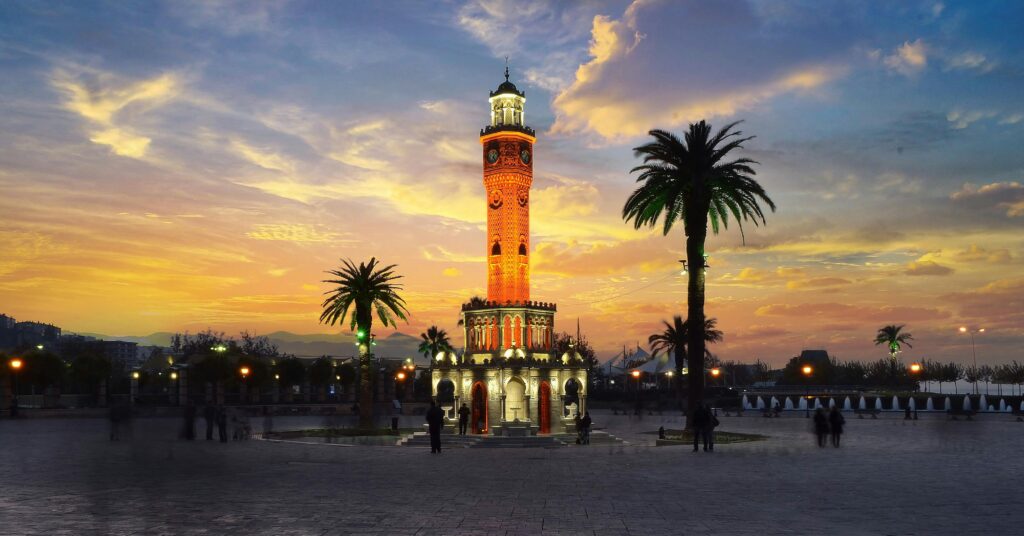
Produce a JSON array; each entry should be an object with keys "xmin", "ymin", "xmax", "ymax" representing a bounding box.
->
[
  {"xmin": 946, "ymin": 109, "xmax": 996, "ymax": 129},
  {"xmin": 549, "ymin": 0, "xmax": 847, "ymax": 140},
  {"xmin": 531, "ymin": 175, "xmax": 599, "ymax": 218},
  {"xmin": 786, "ymin": 277, "xmax": 853, "ymax": 290},
  {"xmin": 998, "ymin": 114, "xmax": 1023, "ymax": 125},
  {"xmin": 245, "ymin": 224, "xmax": 346, "ymax": 243},
  {"xmin": 953, "ymin": 245, "xmax": 1012, "ymax": 264},
  {"xmin": 422, "ymin": 245, "xmax": 481, "ymax": 263},
  {"xmin": 442, "ymin": 267, "xmax": 462, "ymax": 277},
  {"xmin": 943, "ymin": 278, "xmax": 1024, "ymax": 330},
  {"xmin": 230, "ymin": 139, "xmax": 294, "ymax": 173},
  {"xmin": 945, "ymin": 52, "xmax": 995, "ymax": 73},
  {"xmin": 756, "ymin": 302, "xmax": 951, "ymax": 322},
  {"xmin": 532, "ymin": 236, "xmax": 677, "ymax": 277},
  {"xmin": 51, "ymin": 69, "xmax": 180, "ymax": 158},
  {"xmin": 950, "ymin": 182, "xmax": 1024, "ymax": 217},
  {"xmin": 883, "ymin": 39, "xmax": 927, "ymax": 76},
  {"xmin": 904, "ymin": 260, "xmax": 954, "ymax": 276}
]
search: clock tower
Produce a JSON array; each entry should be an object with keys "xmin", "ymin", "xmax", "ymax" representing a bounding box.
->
[{"xmin": 481, "ymin": 65, "xmax": 534, "ymax": 304}]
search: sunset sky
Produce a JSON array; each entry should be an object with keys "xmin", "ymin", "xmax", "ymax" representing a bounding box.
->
[{"xmin": 1, "ymin": 1, "xmax": 1022, "ymax": 366}]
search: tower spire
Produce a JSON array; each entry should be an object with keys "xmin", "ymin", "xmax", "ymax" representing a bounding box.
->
[{"xmin": 504, "ymin": 56, "xmax": 510, "ymax": 82}]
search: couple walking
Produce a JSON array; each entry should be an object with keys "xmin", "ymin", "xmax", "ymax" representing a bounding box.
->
[
  {"xmin": 691, "ymin": 402, "xmax": 719, "ymax": 452},
  {"xmin": 813, "ymin": 407, "xmax": 845, "ymax": 447}
]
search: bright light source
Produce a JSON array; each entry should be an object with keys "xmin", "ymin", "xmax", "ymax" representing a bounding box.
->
[
  {"xmin": 978, "ymin": 328, "xmax": 985, "ymax": 333},
  {"xmin": 396, "ymin": 371, "xmax": 406, "ymax": 380},
  {"xmin": 132, "ymin": 371, "xmax": 140, "ymax": 379},
  {"xmin": 36, "ymin": 344, "xmax": 44, "ymax": 350},
  {"xmin": 909, "ymin": 363, "xmax": 921, "ymax": 373},
  {"xmin": 170, "ymin": 372, "xmax": 178, "ymax": 380},
  {"xmin": 631, "ymin": 370, "xmax": 641, "ymax": 378},
  {"xmin": 9, "ymin": 358, "xmax": 23, "ymax": 370},
  {"xmin": 274, "ymin": 374, "xmax": 280, "ymax": 380},
  {"xmin": 239, "ymin": 366, "xmax": 250, "ymax": 377},
  {"xmin": 710, "ymin": 368, "xmax": 721, "ymax": 377},
  {"xmin": 665, "ymin": 371, "xmax": 674, "ymax": 377},
  {"xmin": 959, "ymin": 326, "xmax": 967, "ymax": 333},
  {"xmin": 802, "ymin": 365, "xmax": 813, "ymax": 376}
]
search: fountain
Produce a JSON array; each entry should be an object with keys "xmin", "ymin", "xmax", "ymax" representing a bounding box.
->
[
  {"xmin": 798, "ymin": 398, "xmax": 808, "ymax": 410},
  {"xmin": 784, "ymin": 397, "xmax": 795, "ymax": 410},
  {"xmin": 999, "ymin": 399, "xmax": 1007, "ymax": 412},
  {"xmin": 908, "ymin": 397, "xmax": 916, "ymax": 410},
  {"xmin": 742, "ymin": 395, "xmax": 750, "ymax": 410},
  {"xmin": 770, "ymin": 396, "xmax": 779, "ymax": 410},
  {"xmin": 814, "ymin": 398, "xmax": 822, "ymax": 410},
  {"xmin": 979, "ymin": 395, "xmax": 988, "ymax": 411},
  {"xmin": 843, "ymin": 397, "xmax": 852, "ymax": 410},
  {"xmin": 858, "ymin": 396, "xmax": 867, "ymax": 410},
  {"xmin": 874, "ymin": 398, "xmax": 883, "ymax": 411},
  {"xmin": 891, "ymin": 395, "xmax": 900, "ymax": 411},
  {"xmin": 988, "ymin": 405, "xmax": 995, "ymax": 412},
  {"xmin": 1020, "ymin": 401, "xmax": 1024, "ymax": 411},
  {"xmin": 963, "ymin": 395, "xmax": 972, "ymax": 412},
  {"xmin": 945, "ymin": 397, "xmax": 952, "ymax": 411},
  {"xmin": 756, "ymin": 396, "xmax": 765, "ymax": 410},
  {"xmin": 926, "ymin": 397, "xmax": 935, "ymax": 411},
  {"xmin": 828, "ymin": 398, "xmax": 836, "ymax": 408}
]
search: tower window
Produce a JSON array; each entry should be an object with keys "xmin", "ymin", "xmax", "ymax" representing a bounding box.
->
[
  {"xmin": 518, "ymin": 243, "xmax": 527, "ymax": 255},
  {"xmin": 491, "ymin": 242, "xmax": 501, "ymax": 255}
]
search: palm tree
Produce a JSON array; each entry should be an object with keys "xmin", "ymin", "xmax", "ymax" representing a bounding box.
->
[
  {"xmin": 649, "ymin": 316, "xmax": 723, "ymax": 408},
  {"xmin": 320, "ymin": 258, "xmax": 409, "ymax": 428},
  {"xmin": 418, "ymin": 326, "xmax": 453, "ymax": 363},
  {"xmin": 624, "ymin": 121, "xmax": 775, "ymax": 426},
  {"xmin": 874, "ymin": 325, "xmax": 913, "ymax": 361}
]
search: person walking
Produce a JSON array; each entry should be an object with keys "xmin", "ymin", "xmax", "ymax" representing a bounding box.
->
[
  {"xmin": 813, "ymin": 408, "xmax": 829, "ymax": 447},
  {"xmin": 216, "ymin": 405, "xmax": 228, "ymax": 443},
  {"xmin": 426, "ymin": 401, "xmax": 445, "ymax": 453},
  {"xmin": 183, "ymin": 401, "xmax": 196, "ymax": 440},
  {"xmin": 829, "ymin": 406, "xmax": 845, "ymax": 448},
  {"xmin": 692, "ymin": 403, "xmax": 709, "ymax": 452},
  {"xmin": 204, "ymin": 404, "xmax": 216, "ymax": 441},
  {"xmin": 703, "ymin": 406, "xmax": 718, "ymax": 452},
  {"xmin": 574, "ymin": 413, "xmax": 583, "ymax": 444},
  {"xmin": 457, "ymin": 403, "xmax": 470, "ymax": 435},
  {"xmin": 581, "ymin": 411, "xmax": 593, "ymax": 445}
]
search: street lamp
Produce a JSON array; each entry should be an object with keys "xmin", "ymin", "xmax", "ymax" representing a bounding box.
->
[
  {"xmin": 631, "ymin": 369, "xmax": 642, "ymax": 414},
  {"xmin": 802, "ymin": 365, "xmax": 813, "ymax": 418},
  {"xmin": 959, "ymin": 327, "xmax": 984, "ymax": 395},
  {"xmin": 396, "ymin": 371, "xmax": 406, "ymax": 381},
  {"xmin": 9, "ymin": 358, "xmax": 22, "ymax": 397}
]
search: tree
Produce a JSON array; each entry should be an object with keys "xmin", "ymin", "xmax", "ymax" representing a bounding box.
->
[
  {"xmin": 320, "ymin": 257, "xmax": 409, "ymax": 428},
  {"xmin": 978, "ymin": 365, "xmax": 993, "ymax": 395},
  {"xmin": 418, "ymin": 326, "xmax": 453, "ymax": 362},
  {"xmin": 623, "ymin": 121, "xmax": 774, "ymax": 426},
  {"xmin": 874, "ymin": 325, "xmax": 913, "ymax": 362},
  {"xmin": 69, "ymin": 351, "xmax": 112, "ymax": 405},
  {"xmin": 552, "ymin": 332, "xmax": 598, "ymax": 370},
  {"xmin": 336, "ymin": 362, "xmax": 357, "ymax": 400},
  {"xmin": 943, "ymin": 362, "xmax": 965, "ymax": 394},
  {"xmin": 275, "ymin": 357, "xmax": 306, "ymax": 402},
  {"xmin": 964, "ymin": 365, "xmax": 982, "ymax": 395},
  {"xmin": 648, "ymin": 316, "xmax": 723, "ymax": 386},
  {"xmin": 308, "ymin": 356, "xmax": 335, "ymax": 402}
]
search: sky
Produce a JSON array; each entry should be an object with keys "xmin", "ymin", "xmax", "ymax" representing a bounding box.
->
[{"xmin": 1, "ymin": 0, "xmax": 1022, "ymax": 367}]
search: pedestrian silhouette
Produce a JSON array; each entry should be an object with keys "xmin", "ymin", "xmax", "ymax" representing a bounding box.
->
[
  {"xmin": 813, "ymin": 408, "xmax": 829, "ymax": 447},
  {"xmin": 426, "ymin": 401, "xmax": 444, "ymax": 453},
  {"xmin": 216, "ymin": 406, "xmax": 228, "ymax": 443},
  {"xmin": 183, "ymin": 401, "xmax": 196, "ymax": 440},
  {"xmin": 581, "ymin": 411, "xmax": 592, "ymax": 445},
  {"xmin": 457, "ymin": 403, "xmax": 470, "ymax": 435},
  {"xmin": 204, "ymin": 404, "xmax": 216, "ymax": 440},
  {"xmin": 829, "ymin": 406, "xmax": 845, "ymax": 448}
]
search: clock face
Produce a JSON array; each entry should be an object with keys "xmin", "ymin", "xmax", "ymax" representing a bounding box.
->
[
  {"xmin": 520, "ymin": 149, "xmax": 531, "ymax": 164},
  {"xmin": 489, "ymin": 190, "xmax": 503, "ymax": 209},
  {"xmin": 517, "ymin": 190, "xmax": 528, "ymax": 207},
  {"xmin": 487, "ymin": 149, "xmax": 499, "ymax": 164}
]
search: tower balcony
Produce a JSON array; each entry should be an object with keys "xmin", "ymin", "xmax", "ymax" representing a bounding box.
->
[
  {"xmin": 480, "ymin": 124, "xmax": 535, "ymax": 137},
  {"xmin": 461, "ymin": 299, "xmax": 556, "ymax": 312}
]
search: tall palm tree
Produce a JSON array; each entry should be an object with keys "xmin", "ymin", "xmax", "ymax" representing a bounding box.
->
[
  {"xmin": 649, "ymin": 316, "xmax": 723, "ymax": 408},
  {"xmin": 419, "ymin": 326, "xmax": 453, "ymax": 362},
  {"xmin": 874, "ymin": 324, "xmax": 913, "ymax": 362},
  {"xmin": 624, "ymin": 121, "xmax": 775, "ymax": 426},
  {"xmin": 320, "ymin": 258, "xmax": 409, "ymax": 428}
]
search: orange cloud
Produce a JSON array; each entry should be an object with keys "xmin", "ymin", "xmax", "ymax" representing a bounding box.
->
[{"xmin": 904, "ymin": 260, "xmax": 954, "ymax": 276}]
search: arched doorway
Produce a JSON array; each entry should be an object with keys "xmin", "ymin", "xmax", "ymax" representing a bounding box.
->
[
  {"xmin": 505, "ymin": 377, "xmax": 526, "ymax": 421},
  {"xmin": 539, "ymin": 381, "xmax": 551, "ymax": 434},
  {"xmin": 471, "ymin": 381, "xmax": 488, "ymax": 434}
]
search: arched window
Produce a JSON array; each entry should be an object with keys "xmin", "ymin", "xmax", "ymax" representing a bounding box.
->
[
  {"xmin": 518, "ymin": 243, "xmax": 527, "ymax": 255},
  {"xmin": 491, "ymin": 242, "xmax": 501, "ymax": 255}
]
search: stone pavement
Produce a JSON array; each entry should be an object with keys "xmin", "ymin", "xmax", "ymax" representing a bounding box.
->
[{"xmin": 0, "ymin": 410, "xmax": 1021, "ymax": 535}]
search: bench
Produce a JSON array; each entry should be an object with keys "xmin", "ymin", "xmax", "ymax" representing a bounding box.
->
[
  {"xmin": 946, "ymin": 409, "xmax": 977, "ymax": 420},
  {"xmin": 854, "ymin": 409, "xmax": 880, "ymax": 419}
]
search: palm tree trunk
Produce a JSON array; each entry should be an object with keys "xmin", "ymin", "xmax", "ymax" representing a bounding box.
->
[
  {"xmin": 685, "ymin": 222, "xmax": 707, "ymax": 430},
  {"xmin": 358, "ymin": 348, "xmax": 373, "ymax": 429}
]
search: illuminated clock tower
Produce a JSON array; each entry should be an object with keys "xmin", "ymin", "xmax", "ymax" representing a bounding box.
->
[
  {"xmin": 429, "ymin": 67, "xmax": 588, "ymax": 438},
  {"xmin": 481, "ymin": 66, "xmax": 534, "ymax": 304}
]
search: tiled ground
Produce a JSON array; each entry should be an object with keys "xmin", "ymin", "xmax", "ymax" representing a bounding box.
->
[{"xmin": 0, "ymin": 409, "xmax": 1021, "ymax": 535}]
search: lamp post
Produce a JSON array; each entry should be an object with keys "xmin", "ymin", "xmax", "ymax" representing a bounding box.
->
[
  {"xmin": 239, "ymin": 366, "xmax": 250, "ymax": 404},
  {"xmin": 802, "ymin": 365, "xmax": 813, "ymax": 418},
  {"xmin": 9, "ymin": 358, "xmax": 22, "ymax": 406},
  {"xmin": 958, "ymin": 327, "xmax": 984, "ymax": 395},
  {"xmin": 631, "ymin": 369, "xmax": 641, "ymax": 414},
  {"xmin": 909, "ymin": 363, "xmax": 921, "ymax": 419}
]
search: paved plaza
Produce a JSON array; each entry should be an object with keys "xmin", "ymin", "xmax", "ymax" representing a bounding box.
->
[{"xmin": 1, "ymin": 410, "xmax": 1021, "ymax": 535}]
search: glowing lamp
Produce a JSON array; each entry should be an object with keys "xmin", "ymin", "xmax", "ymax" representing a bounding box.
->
[
  {"xmin": 665, "ymin": 371, "xmax": 674, "ymax": 377},
  {"xmin": 631, "ymin": 370, "xmax": 641, "ymax": 378},
  {"xmin": 396, "ymin": 371, "xmax": 406, "ymax": 381},
  {"xmin": 239, "ymin": 366, "xmax": 250, "ymax": 378},
  {"xmin": 274, "ymin": 374, "xmax": 280, "ymax": 380},
  {"xmin": 170, "ymin": 371, "xmax": 178, "ymax": 380},
  {"xmin": 132, "ymin": 371, "xmax": 140, "ymax": 380},
  {"xmin": 978, "ymin": 328, "xmax": 985, "ymax": 333},
  {"xmin": 801, "ymin": 365, "xmax": 813, "ymax": 376},
  {"xmin": 36, "ymin": 344, "xmax": 44, "ymax": 350},
  {"xmin": 710, "ymin": 368, "xmax": 721, "ymax": 377},
  {"xmin": 909, "ymin": 363, "xmax": 922, "ymax": 374},
  {"xmin": 959, "ymin": 326, "xmax": 967, "ymax": 333},
  {"xmin": 335, "ymin": 375, "xmax": 340, "ymax": 380},
  {"xmin": 10, "ymin": 358, "xmax": 23, "ymax": 370}
]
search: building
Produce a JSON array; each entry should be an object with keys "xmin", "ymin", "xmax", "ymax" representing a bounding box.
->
[
  {"xmin": 431, "ymin": 69, "xmax": 588, "ymax": 436},
  {"xmin": 0, "ymin": 314, "xmax": 62, "ymax": 350}
]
